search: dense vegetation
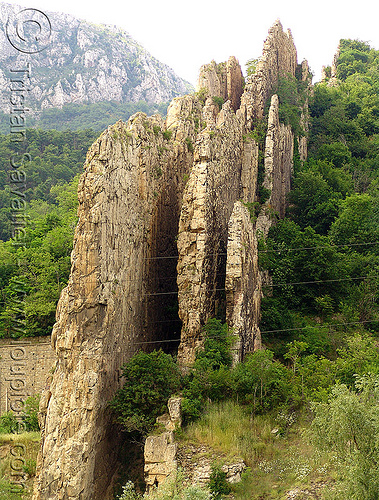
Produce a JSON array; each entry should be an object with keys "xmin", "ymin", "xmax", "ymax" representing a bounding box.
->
[
  {"xmin": 0, "ymin": 129, "xmax": 98, "ymax": 337},
  {"xmin": 260, "ymin": 38, "xmax": 379, "ymax": 357},
  {"xmin": 112, "ymin": 318, "xmax": 379, "ymax": 499}
]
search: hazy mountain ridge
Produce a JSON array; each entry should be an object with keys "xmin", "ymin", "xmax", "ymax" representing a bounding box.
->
[{"xmin": 0, "ymin": 2, "xmax": 193, "ymax": 114}]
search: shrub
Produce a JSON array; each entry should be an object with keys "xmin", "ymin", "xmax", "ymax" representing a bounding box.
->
[
  {"xmin": 117, "ymin": 480, "xmax": 142, "ymax": 500},
  {"xmin": 232, "ymin": 349, "xmax": 292, "ymax": 413},
  {"xmin": 181, "ymin": 319, "xmax": 234, "ymax": 423},
  {"xmin": 110, "ymin": 350, "xmax": 180, "ymax": 435},
  {"xmin": 195, "ymin": 87, "xmax": 209, "ymax": 105},
  {"xmin": 212, "ymin": 96, "xmax": 224, "ymax": 110},
  {"xmin": 310, "ymin": 374, "xmax": 379, "ymax": 499},
  {"xmin": 117, "ymin": 472, "xmax": 213, "ymax": 499},
  {"xmin": 21, "ymin": 395, "xmax": 40, "ymax": 431},
  {"xmin": 209, "ymin": 465, "xmax": 231, "ymax": 499},
  {"xmin": 23, "ymin": 458, "xmax": 36, "ymax": 477},
  {"xmin": 0, "ymin": 412, "xmax": 18, "ymax": 434},
  {"xmin": 163, "ymin": 130, "xmax": 172, "ymax": 140},
  {"xmin": 185, "ymin": 137, "xmax": 194, "ymax": 153}
]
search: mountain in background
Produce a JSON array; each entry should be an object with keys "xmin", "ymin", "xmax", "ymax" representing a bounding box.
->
[{"xmin": 0, "ymin": 2, "xmax": 193, "ymax": 130}]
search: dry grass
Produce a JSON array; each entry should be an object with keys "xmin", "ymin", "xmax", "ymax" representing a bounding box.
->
[
  {"xmin": 0, "ymin": 431, "xmax": 41, "ymax": 499},
  {"xmin": 181, "ymin": 401, "xmax": 335, "ymax": 499}
]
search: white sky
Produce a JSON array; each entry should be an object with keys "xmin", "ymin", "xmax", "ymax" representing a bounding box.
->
[{"xmin": 5, "ymin": 0, "xmax": 379, "ymax": 85}]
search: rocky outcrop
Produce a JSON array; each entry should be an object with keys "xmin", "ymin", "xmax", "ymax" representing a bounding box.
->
[
  {"xmin": 177, "ymin": 444, "xmax": 246, "ymax": 486},
  {"xmin": 32, "ymin": 100, "xmax": 200, "ymax": 500},
  {"xmin": 225, "ymin": 202, "xmax": 262, "ymax": 364},
  {"xmin": 144, "ymin": 397, "xmax": 246, "ymax": 490},
  {"xmin": 256, "ymin": 94, "xmax": 294, "ymax": 235},
  {"xmin": 197, "ymin": 57, "xmax": 244, "ymax": 112},
  {"xmin": 299, "ymin": 60, "xmax": 312, "ymax": 162},
  {"xmin": 145, "ymin": 433, "xmax": 177, "ymax": 492},
  {"xmin": 32, "ymin": 20, "xmax": 311, "ymax": 500},
  {"xmin": 144, "ymin": 397, "xmax": 182, "ymax": 492},
  {"xmin": 238, "ymin": 19, "xmax": 298, "ymax": 129},
  {"xmin": 0, "ymin": 2, "xmax": 193, "ymax": 113},
  {"xmin": 176, "ymin": 101, "xmax": 245, "ymax": 366}
]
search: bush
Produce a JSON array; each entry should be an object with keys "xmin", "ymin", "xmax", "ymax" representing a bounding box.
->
[
  {"xmin": 232, "ymin": 350, "xmax": 292, "ymax": 413},
  {"xmin": 185, "ymin": 137, "xmax": 194, "ymax": 153},
  {"xmin": 209, "ymin": 465, "xmax": 231, "ymax": 499},
  {"xmin": 117, "ymin": 472, "xmax": 213, "ymax": 500},
  {"xmin": 181, "ymin": 319, "xmax": 234, "ymax": 423},
  {"xmin": 162, "ymin": 130, "xmax": 172, "ymax": 140},
  {"xmin": 310, "ymin": 374, "xmax": 379, "ymax": 499},
  {"xmin": 212, "ymin": 96, "xmax": 224, "ymax": 110},
  {"xmin": 0, "ymin": 412, "xmax": 18, "ymax": 434},
  {"xmin": 23, "ymin": 458, "xmax": 37, "ymax": 477},
  {"xmin": 110, "ymin": 350, "xmax": 180, "ymax": 435},
  {"xmin": 21, "ymin": 395, "xmax": 40, "ymax": 431}
]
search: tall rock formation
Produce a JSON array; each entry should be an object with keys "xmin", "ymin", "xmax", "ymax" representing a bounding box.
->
[
  {"xmin": 32, "ymin": 100, "xmax": 201, "ymax": 500},
  {"xmin": 197, "ymin": 56, "xmax": 244, "ymax": 111},
  {"xmin": 238, "ymin": 19, "xmax": 298, "ymax": 129},
  {"xmin": 176, "ymin": 100, "xmax": 245, "ymax": 366},
  {"xmin": 256, "ymin": 94, "xmax": 294, "ymax": 235},
  {"xmin": 32, "ymin": 20, "xmax": 311, "ymax": 500},
  {"xmin": 225, "ymin": 201, "xmax": 262, "ymax": 364},
  {"xmin": 176, "ymin": 19, "xmax": 307, "ymax": 365}
]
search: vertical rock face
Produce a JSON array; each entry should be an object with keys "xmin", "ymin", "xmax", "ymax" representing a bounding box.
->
[
  {"xmin": 176, "ymin": 102, "xmax": 244, "ymax": 366},
  {"xmin": 197, "ymin": 56, "xmax": 244, "ymax": 111},
  {"xmin": 32, "ymin": 102, "xmax": 200, "ymax": 500},
  {"xmin": 144, "ymin": 397, "xmax": 182, "ymax": 491},
  {"xmin": 238, "ymin": 19, "xmax": 298, "ymax": 128},
  {"xmin": 33, "ymin": 20, "xmax": 311, "ymax": 500},
  {"xmin": 225, "ymin": 202, "xmax": 262, "ymax": 364},
  {"xmin": 256, "ymin": 94, "xmax": 294, "ymax": 235},
  {"xmin": 177, "ymin": 19, "xmax": 309, "ymax": 366},
  {"xmin": 299, "ymin": 60, "xmax": 312, "ymax": 162}
]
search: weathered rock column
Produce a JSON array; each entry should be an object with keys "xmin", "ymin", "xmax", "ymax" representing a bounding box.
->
[
  {"xmin": 176, "ymin": 102, "xmax": 244, "ymax": 366},
  {"xmin": 225, "ymin": 201, "xmax": 262, "ymax": 364},
  {"xmin": 32, "ymin": 101, "xmax": 200, "ymax": 500}
]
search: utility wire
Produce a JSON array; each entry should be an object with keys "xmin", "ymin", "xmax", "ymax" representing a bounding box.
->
[
  {"xmin": 108, "ymin": 319, "xmax": 379, "ymax": 347},
  {"xmin": 0, "ymin": 274, "xmax": 377, "ymax": 303},
  {"xmin": 3, "ymin": 242, "xmax": 378, "ymax": 270}
]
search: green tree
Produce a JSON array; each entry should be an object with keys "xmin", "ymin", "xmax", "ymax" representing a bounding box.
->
[
  {"xmin": 310, "ymin": 374, "xmax": 379, "ymax": 499},
  {"xmin": 110, "ymin": 350, "xmax": 180, "ymax": 435}
]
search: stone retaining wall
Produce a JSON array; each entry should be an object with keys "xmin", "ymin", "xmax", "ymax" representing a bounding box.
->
[{"xmin": 0, "ymin": 337, "xmax": 56, "ymax": 417}]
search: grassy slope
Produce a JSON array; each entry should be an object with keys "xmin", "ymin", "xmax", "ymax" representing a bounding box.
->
[
  {"xmin": 179, "ymin": 401, "xmax": 336, "ymax": 499},
  {"xmin": 0, "ymin": 432, "xmax": 40, "ymax": 499}
]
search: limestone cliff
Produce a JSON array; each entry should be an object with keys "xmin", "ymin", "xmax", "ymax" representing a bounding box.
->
[
  {"xmin": 32, "ymin": 101, "xmax": 200, "ymax": 500},
  {"xmin": 197, "ymin": 56, "xmax": 244, "ymax": 111},
  {"xmin": 256, "ymin": 94, "xmax": 294, "ymax": 235},
  {"xmin": 226, "ymin": 202, "xmax": 262, "ymax": 364},
  {"xmin": 176, "ymin": 100, "xmax": 245, "ymax": 366},
  {"xmin": 33, "ymin": 20, "xmax": 311, "ymax": 500},
  {"xmin": 238, "ymin": 19, "xmax": 298, "ymax": 129}
]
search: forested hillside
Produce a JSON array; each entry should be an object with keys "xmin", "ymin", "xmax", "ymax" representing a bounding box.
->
[
  {"xmin": 0, "ymin": 129, "xmax": 98, "ymax": 336},
  {"xmin": 0, "ymin": 101, "xmax": 169, "ymax": 133},
  {"xmin": 260, "ymin": 38, "xmax": 379, "ymax": 357}
]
